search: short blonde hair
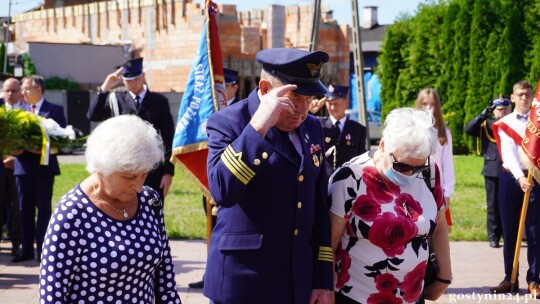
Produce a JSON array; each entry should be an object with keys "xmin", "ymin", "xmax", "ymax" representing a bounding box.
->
[{"xmin": 85, "ymin": 115, "xmax": 164, "ymax": 175}]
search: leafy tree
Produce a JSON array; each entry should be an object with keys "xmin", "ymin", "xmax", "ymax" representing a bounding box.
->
[
  {"xmin": 463, "ymin": 0, "xmax": 493, "ymax": 151},
  {"xmin": 0, "ymin": 42, "xmax": 5, "ymax": 74},
  {"xmin": 377, "ymin": 18, "xmax": 411, "ymax": 114},
  {"xmin": 497, "ymin": 6, "xmax": 526, "ymax": 95},
  {"xmin": 444, "ymin": 0, "xmax": 472, "ymax": 153},
  {"xmin": 22, "ymin": 53, "xmax": 36, "ymax": 76},
  {"xmin": 436, "ymin": 1, "xmax": 460, "ymax": 104},
  {"xmin": 45, "ymin": 77, "xmax": 81, "ymax": 90}
]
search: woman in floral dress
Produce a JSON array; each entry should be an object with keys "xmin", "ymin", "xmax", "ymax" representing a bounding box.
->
[{"xmin": 329, "ymin": 108, "xmax": 452, "ymax": 304}]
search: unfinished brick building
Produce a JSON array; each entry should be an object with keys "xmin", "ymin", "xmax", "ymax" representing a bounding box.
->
[{"xmin": 12, "ymin": 0, "xmax": 355, "ymax": 95}]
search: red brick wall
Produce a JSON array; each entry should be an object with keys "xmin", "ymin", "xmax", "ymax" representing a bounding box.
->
[{"xmin": 14, "ymin": 0, "xmax": 350, "ymax": 92}]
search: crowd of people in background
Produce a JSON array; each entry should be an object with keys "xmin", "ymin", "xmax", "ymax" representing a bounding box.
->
[{"xmin": 0, "ymin": 46, "xmax": 539, "ymax": 302}]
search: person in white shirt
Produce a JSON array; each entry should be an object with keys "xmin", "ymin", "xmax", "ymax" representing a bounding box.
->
[
  {"xmin": 490, "ymin": 80, "xmax": 540, "ymax": 298},
  {"xmin": 415, "ymin": 88, "xmax": 455, "ymax": 231}
]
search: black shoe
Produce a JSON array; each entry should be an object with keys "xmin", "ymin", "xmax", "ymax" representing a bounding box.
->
[
  {"xmin": 188, "ymin": 279, "xmax": 204, "ymax": 289},
  {"xmin": 12, "ymin": 251, "xmax": 35, "ymax": 263},
  {"xmin": 10, "ymin": 243, "xmax": 21, "ymax": 256},
  {"xmin": 489, "ymin": 240, "xmax": 500, "ymax": 248}
]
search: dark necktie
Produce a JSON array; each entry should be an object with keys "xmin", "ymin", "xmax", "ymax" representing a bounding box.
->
[
  {"xmin": 335, "ymin": 120, "xmax": 341, "ymax": 135},
  {"xmin": 135, "ymin": 95, "xmax": 141, "ymax": 110},
  {"xmin": 30, "ymin": 105, "xmax": 36, "ymax": 114}
]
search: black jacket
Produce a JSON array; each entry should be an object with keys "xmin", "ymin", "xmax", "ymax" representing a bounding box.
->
[
  {"xmin": 318, "ymin": 116, "xmax": 367, "ymax": 176},
  {"xmin": 465, "ymin": 114, "xmax": 502, "ymax": 177}
]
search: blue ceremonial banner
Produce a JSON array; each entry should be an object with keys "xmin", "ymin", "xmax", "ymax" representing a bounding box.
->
[{"xmin": 171, "ymin": 1, "xmax": 226, "ymax": 194}]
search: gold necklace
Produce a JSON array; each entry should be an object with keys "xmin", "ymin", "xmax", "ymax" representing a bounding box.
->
[{"xmin": 93, "ymin": 177, "xmax": 130, "ymax": 218}]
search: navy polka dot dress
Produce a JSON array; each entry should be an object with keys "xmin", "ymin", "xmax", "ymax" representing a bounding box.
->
[{"xmin": 39, "ymin": 185, "xmax": 181, "ymax": 304}]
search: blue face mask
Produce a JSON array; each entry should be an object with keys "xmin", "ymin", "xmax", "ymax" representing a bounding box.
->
[{"xmin": 384, "ymin": 166, "xmax": 418, "ymax": 186}]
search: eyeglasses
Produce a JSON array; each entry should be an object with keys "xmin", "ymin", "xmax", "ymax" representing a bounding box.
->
[
  {"xmin": 514, "ymin": 92, "xmax": 533, "ymax": 99},
  {"xmin": 390, "ymin": 153, "xmax": 430, "ymax": 173}
]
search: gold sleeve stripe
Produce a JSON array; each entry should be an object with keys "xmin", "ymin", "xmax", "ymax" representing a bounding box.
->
[
  {"xmin": 224, "ymin": 146, "xmax": 255, "ymax": 178},
  {"xmin": 220, "ymin": 145, "xmax": 255, "ymax": 185},
  {"xmin": 318, "ymin": 246, "xmax": 334, "ymax": 262}
]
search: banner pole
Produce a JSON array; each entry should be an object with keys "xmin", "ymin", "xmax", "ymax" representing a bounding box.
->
[{"xmin": 510, "ymin": 171, "xmax": 534, "ymax": 292}]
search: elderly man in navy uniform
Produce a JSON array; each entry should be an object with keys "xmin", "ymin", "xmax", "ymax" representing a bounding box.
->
[
  {"xmin": 204, "ymin": 48, "xmax": 333, "ymax": 304},
  {"xmin": 87, "ymin": 58, "xmax": 175, "ymax": 201},
  {"xmin": 465, "ymin": 96, "xmax": 511, "ymax": 248},
  {"xmin": 313, "ymin": 84, "xmax": 367, "ymax": 177}
]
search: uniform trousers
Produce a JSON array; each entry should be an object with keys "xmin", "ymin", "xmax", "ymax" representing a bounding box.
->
[
  {"xmin": 499, "ymin": 170, "xmax": 540, "ymax": 283},
  {"xmin": 485, "ymin": 176, "xmax": 502, "ymax": 242},
  {"xmin": 16, "ymin": 174, "xmax": 54, "ymax": 256},
  {"xmin": 0, "ymin": 169, "xmax": 21, "ymax": 245}
]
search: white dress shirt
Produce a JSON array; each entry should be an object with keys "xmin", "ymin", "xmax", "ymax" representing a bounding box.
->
[
  {"xmin": 432, "ymin": 127, "xmax": 455, "ymax": 198},
  {"xmin": 497, "ymin": 111, "xmax": 529, "ymax": 179}
]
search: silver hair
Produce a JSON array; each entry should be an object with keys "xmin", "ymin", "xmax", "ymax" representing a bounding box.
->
[
  {"xmin": 85, "ymin": 115, "xmax": 164, "ymax": 175},
  {"xmin": 381, "ymin": 107, "xmax": 438, "ymax": 164},
  {"xmin": 260, "ymin": 69, "xmax": 285, "ymax": 87}
]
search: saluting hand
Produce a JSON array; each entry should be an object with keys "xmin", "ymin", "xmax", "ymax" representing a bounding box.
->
[
  {"xmin": 100, "ymin": 67, "xmax": 123, "ymax": 93},
  {"xmin": 309, "ymin": 97, "xmax": 326, "ymax": 114},
  {"xmin": 250, "ymin": 84, "xmax": 297, "ymax": 137}
]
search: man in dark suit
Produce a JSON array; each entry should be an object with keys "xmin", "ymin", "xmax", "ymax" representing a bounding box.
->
[
  {"xmin": 189, "ymin": 67, "xmax": 241, "ymax": 289},
  {"xmin": 465, "ymin": 96, "xmax": 511, "ymax": 248},
  {"xmin": 0, "ymin": 78, "xmax": 24, "ymax": 256},
  {"xmin": 87, "ymin": 58, "xmax": 175, "ymax": 200},
  {"xmin": 316, "ymin": 85, "xmax": 367, "ymax": 176},
  {"xmin": 12, "ymin": 75, "xmax": 67, "ymax": 262},
  {"xmin": 204, "ymin": 48, "xmax": 333, "ymax": 304}
]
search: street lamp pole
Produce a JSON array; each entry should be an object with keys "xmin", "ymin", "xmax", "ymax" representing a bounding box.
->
[{"xmin": 3, "ymin": 0, "xmax": 12, "ymax": 74}]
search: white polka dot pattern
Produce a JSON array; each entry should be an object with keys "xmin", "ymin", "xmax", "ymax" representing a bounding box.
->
[{"xmin": 38, "ymin": 185, "xmax": 182, "ymax": 304}]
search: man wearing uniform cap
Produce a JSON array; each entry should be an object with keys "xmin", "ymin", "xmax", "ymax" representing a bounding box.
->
[
  {"xmin": 204, "ymin": 48, "xmax": 333, "ymax": 303},
  {"xmin": 224, "ymin": 67, "xmax": 240, "ymax": 106},
  {"xmin": 465, "ymin": 95, "xmax": 511, "ymax": 249},
  {"xmin": 313, "ymin": 84, "xmax": 367, "ymax": 177},
  {"xmin": 87, "ymin": 57, "xmax": 175, "ymax": 201}
]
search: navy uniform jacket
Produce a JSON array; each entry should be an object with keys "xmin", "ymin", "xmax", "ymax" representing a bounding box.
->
[
  {"xmin": 204, "ymin": 89, "xmax": 333, "ymax": 304},
  {"xmin": 318, "ymin": 116, "xmax": 366, "ymax": 175},
  {"xmin": 14, "ymin": 100, "xmax": 66, "ymax": 176},
  {"xmin": 87, "ymin": 90, "xmax": 175, "ymax": 194},
  {"xmin": 465, "ymin": 114, "xmax": 501, "ymax": 177}
]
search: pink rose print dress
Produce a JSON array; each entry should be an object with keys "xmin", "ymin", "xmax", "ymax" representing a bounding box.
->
[{"xmin": 329, "ymin": 152, "xmax": 444, "ymax": 304}]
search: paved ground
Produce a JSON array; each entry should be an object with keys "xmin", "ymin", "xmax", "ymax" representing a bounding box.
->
[
  {"xmin": 0, "ymin": 155, "xmax": 534, "ymax": 303},
  {"xmin": 0, "ymin": 240, "xmax": 533, "ymax": 304}
]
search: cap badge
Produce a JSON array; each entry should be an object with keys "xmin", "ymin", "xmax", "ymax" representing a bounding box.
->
[
  {"xmin": 328, "ymin": 85, "xmax": 334, "ymax": 93},
  {"xmin": 126, "ymin": 61, "xmax": 132, "ymax": 67},
  {"xmin": 306, "ymin": 61, "xmax": 324, "ymax": 76}
]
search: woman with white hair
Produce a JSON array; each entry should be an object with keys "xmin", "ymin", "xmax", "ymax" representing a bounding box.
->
[
  {"xmin": 329, "ymin": 108, "xmax": 452, "ymax": 304},
  {"xmin": 39, "ymin": 115, "xmax": 181, "ymax": 304}
]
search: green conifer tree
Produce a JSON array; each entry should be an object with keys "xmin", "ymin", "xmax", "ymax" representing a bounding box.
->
[{"xmin": 463, "ymin": 0, "xmax": 493, "ymax": 151}]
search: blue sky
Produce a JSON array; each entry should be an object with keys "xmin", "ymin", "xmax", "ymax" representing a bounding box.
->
[{"xmin": 2, "ymin": 0, "xmax": 426, "ymax": 25}]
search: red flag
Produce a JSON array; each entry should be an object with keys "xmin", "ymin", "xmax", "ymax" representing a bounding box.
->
[
  {"xmin": 520, "ymin": 79, "xmax": 540, "ymax": 183},
  {"xmin": 170, "ymin": 0, "xmax": 226, "ymax": 197}
]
